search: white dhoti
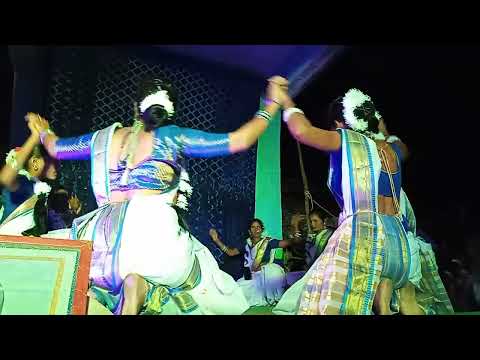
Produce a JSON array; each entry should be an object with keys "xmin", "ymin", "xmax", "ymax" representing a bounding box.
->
[{"xmin": 72, "ymin": 193, "xmax": 248, "ymax": 315}]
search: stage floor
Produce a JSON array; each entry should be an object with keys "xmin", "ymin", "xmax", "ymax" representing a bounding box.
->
[
  {"xmin": 87, "ymin": 300, "xmax": 480, "ymax": 315},
  {"xmin": 242, "ymin": 306, "xmax": 274, "ymax": 315},
  {"xmin": 87, "ymin": 299, "xmax": 276, "ymax": 315}
]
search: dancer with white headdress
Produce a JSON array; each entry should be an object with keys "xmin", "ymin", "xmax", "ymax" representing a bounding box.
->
[
  {"xmin": 272, "ymin": 81, "xmax": 452, "ymax": 314},
  {"xmin": 28, "ymin": 76, "xmax": 287, "ymax": 315}
]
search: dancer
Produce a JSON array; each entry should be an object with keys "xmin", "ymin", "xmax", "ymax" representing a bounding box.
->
[
  {"xmin": 29, "ymin": 76, "xmax": 287, "ymax": 315},
  {"xmin": 274, "ymin": 82, "xmax": 426, "ymax": 314}
]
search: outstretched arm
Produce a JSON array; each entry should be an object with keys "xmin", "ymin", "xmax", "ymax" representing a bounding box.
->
[
  {"xmin": 177, "ymin": 100, "xmax": 281, "ymax": 158},
  {"xmin": 27, "ymin": 113, "xmax": 94, "ymax": 161},
  {"xmin": 178, "ymin": 77, "xmax": 288, "ymax": 158},
  {"xmin": 228, "ymin": 101, "xmax": 281, "ymax": 153},
  {"xmin": 44, "ymin": 133, "xmax": 95, "ymax": 161},
  {"xmin": 282, "ymin": 96, "xmax": 341, "ymax": 153},
  {"xmin": 230, "ymin": 76, "xmax": 289, "ymax": 153}
]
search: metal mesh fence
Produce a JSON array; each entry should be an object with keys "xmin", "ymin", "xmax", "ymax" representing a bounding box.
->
[{"xmin": 44, "ymin": 47, "xmax": 258, "ymax": 251}]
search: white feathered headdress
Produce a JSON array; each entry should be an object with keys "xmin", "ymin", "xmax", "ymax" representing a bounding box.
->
[
  {"xmin": 139, "ymin": 90, "xmax": 175, "ymax": 117},
  {"xmin": 342, "ymin": 88, "xmax": 385, "ymax": 140}
]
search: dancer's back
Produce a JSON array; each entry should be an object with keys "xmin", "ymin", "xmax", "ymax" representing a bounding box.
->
[
  {"xmin": 108, "ymin": 124, "xmax": 233, "ymax": 203},
  {"xmin": 375, "ymin": 139, "xmax": 406, "ymax": 216},
  {"xmin": 109, "ymin": 126, "xmax": 163, "ymax": 203}
]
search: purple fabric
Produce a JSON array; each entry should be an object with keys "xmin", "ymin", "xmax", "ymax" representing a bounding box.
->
[{"xmin": 54, "ymin": 132, "xmax": 95, "ymax": 160}]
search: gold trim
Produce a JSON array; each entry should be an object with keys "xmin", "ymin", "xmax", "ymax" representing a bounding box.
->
[
  {"xmin": 50, "ymin": 258, "xmax": 65, "ymax": 314},
  {"xmin": 143, "ymin": 256, "xmax": 202, "ymax": 314},
  {"xmin": 0, "ymin": 255, "xmax": 66, "ymax": 314},
  {"xmin": 252, "ymin": 237, "xmax": 270, "ymax": 269}
]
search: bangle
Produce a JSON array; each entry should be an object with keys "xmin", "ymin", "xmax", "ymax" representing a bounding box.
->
[
  {"xmin": 40, "ymin": 129, "xmax": 55, "ymax": 145},
  {"xmin": 255, "ymin": 110, "xmax": 272, "ymax": 123},
  {"xmin": 283, "ymin": 107, "xmax": 304, "ymax": 123},
  {"xmin": 221, "ymin": 244, "xmax": 228, "ymax": 253}
]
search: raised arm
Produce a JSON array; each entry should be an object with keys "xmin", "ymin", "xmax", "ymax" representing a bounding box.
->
[
  {"xmin": 230, "ymin": 76, "xmax": 289, "ymax": 153},
  {"xmin": 0, "ymin": 123, "xmax": 39, "ymax": 189},
  {"xmin": 27, "ymin": 113, "xmax": 94, "ymax": 161},
  {"xmin": 228, "ymin": 101, "xmax": 281, "ymax": 153},
  {"xmin": 209, "ymin": 228, "xmax": 241, "ymax": 257},
  {"xmin": 282, "ymin": 96, "xmax": 341, "ymax": 153}
]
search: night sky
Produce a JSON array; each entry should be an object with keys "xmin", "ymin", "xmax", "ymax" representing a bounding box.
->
[{"xmin": 1, "ymin": 45, "xmax": 478, "ymax": 264}]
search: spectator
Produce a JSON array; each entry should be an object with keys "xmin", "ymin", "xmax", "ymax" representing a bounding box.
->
[{"xmin": 236, "ymin": 218, "xmax": 290, "ymax": 306}]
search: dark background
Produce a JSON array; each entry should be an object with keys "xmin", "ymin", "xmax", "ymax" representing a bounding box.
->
[
  {"xmin": 1, "ymin": 45, "xmax": 479, "ymax": 308},
  {"xmin": 281, "ymin": 45, "xmax": 480, "ymax": 267},
  {"xmin": 0, "ymin": 47, "xmax": 13, "ymax": 159},
  {"xmin": 1, "ymin": 45, "xmax": 479, "ymax": 253}
]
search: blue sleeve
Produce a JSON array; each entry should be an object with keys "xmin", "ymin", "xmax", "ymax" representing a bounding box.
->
[
  {"xmin": 54, "ymin": 132, "xmax": 96, "ymax": 161},
  {"xmin": 267, "ymin": 239, "xmax": 282, "ymax": 250},
  {"xmin": 175, "ymin": 128, "xmax": 231, "ymax": 158},
  {"xmin": 264, "ymin": 239, "xmax": 284, "ymax": 267}
]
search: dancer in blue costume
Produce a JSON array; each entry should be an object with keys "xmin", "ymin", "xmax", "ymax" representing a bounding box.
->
[
  {"xmin": 273, "ymin": 81, "xmax": 445, "ymax": 314},
  {"xmin": 29, "ymin": 76, "xmax": 288, "ymax": 315}
]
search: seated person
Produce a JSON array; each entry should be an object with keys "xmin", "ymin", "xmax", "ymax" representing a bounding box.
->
[
  {"xmin": 236, "ymin": 219, "xmax": 290, "ymax": 306},
  {"xmin": 288, "ymin": 210, "xmax": 335, "ymax": 270},
  {"xmin": 285, "ymin": 213, "xmax": 307, "ymax": 272},
  {"xmin": 305, "ymin": 210, "xmax": 334, "ymax": 269}
]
